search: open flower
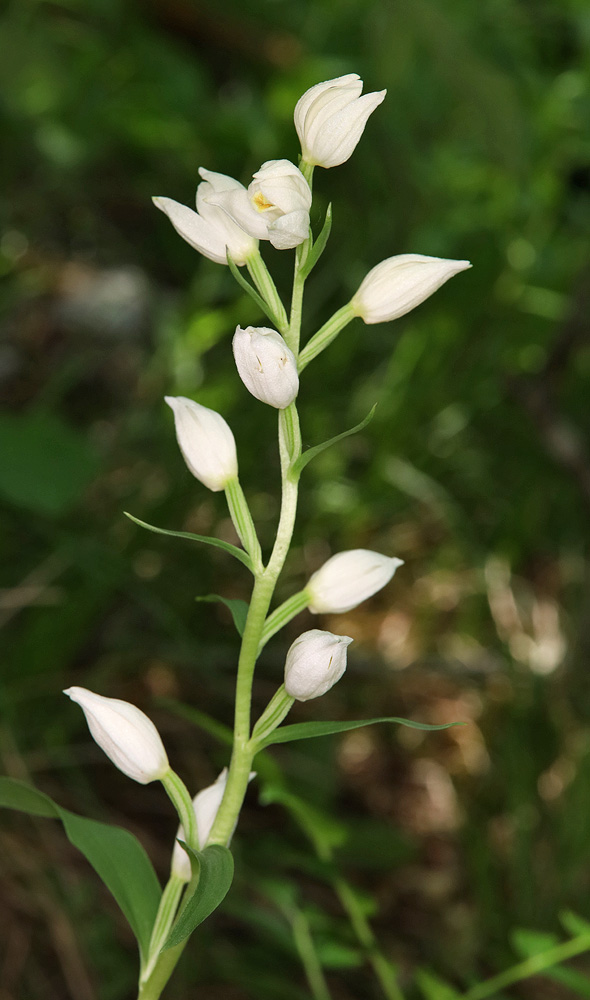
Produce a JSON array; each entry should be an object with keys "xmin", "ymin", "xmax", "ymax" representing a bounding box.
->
[
  {"xmin": 165, "ymin": 396, "xmax": 238, "ymax": 492},
  {"xmin": 351, "ymin": 254, "xmax": 472, "ymax": 324},
  {"xmin": 307, "ymin": 549, "xmax": 404, "ymax": 614},
  {"xmin": 233, "ymin": 326, "xmax": 299, "ymax": 408},
  {"xmin": 64, "ymin": 687, "xmax": 169, "ymax": 785},
  {"xmin": 295, "ymin": 73, "xmax": 386, "ymax": 168},
  {"xmin": 284, "ymin": 629, "xmax": 353, "ymax": 701},
  {"xmin": 153, "ymin": 168, "xmax": 258, "ymax": 266},
  {"xmin": 208, "ymin": 160, "xmax": 311, "ymax": 250}
]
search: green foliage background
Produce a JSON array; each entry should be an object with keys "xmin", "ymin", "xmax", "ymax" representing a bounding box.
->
[{"xmin": 1, "ymin": 0, "xmax": 590, "ymax": 997}]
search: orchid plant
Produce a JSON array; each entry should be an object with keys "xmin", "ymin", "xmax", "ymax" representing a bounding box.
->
[{"xmin": 0, "ymin": 75, "xmax": 472, "ymax": 1000}]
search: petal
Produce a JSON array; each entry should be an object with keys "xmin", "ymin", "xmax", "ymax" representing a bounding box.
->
[
  {"xmin": 268, "ymin": 210, "xmax": 310, "ymax": 250},
  {"xmin": 308, "ymin": 90, "xmax": 387, "ymax": 168},
  {"xmin": 294, "ymin": 74, "xmax": 362, "ymax": 142},
  {"xmin": 153, "ymin": 196, "xmax": 230, "ymax": 265},
  {"xmin": 207, "ymin": 187, "xmax": 270, "ymax": 241}
]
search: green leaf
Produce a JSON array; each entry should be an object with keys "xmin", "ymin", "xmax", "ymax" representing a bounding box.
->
[
  {"xmin": 0, "ymin": 410, "xmax": 99, "ymax": 516},
  {"xmin": 256, "ymin": 716, "xmax": 463, "ymax": 750},
  {"xmin": 227, "ymin": 252, "xmax": 282, "ymax": 329},
  {"xmin": 415, "ymin": 969, "xmax": 463, "ymax": 1000},
  {"xmin": 290, "ymin": 405, "xmax": 377, "ymax": 477},
  {"xmin": 196, "ymin": 594, "xmax": 249, "ymax": 636},
  {"xmin": 124, "ymin": 512, "xmax": 252, "ymax": 571},
  {"xmin": 0, "ymin": 777, "xmax": 161, "ymax": 963},
  {"xmin": 163, "ymin": 844, "xmax": 234, "ymax": 949},
  {"xmin": 300, "ymin": 203, "xmax": 332, "ymax": 279}
]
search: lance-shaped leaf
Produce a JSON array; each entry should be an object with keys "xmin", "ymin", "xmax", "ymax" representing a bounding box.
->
[
  {"xmin": 163, "ymin": 843, "xmax": 234, "ymax": 949},
  {"xmin": 0, "ymin": 777, "xmax": 161, "ymax": 964},
  {"xmin": 124, "ymin": 512, "xmax": 252, "ymax": 571},
  {"xmin": 300, "ymin": 203, "xmax": 332, "ymax": 279},
  {"xmin": 254, "ymin": 716, "xmax": 463, "ymax": 751},
  {"xmin": 196, "ymin": 594, "xmax": 249, "ymax": 636},
  {"xmin": 290, "ymin": 405, "xmax": 376, "ymax": 478}
]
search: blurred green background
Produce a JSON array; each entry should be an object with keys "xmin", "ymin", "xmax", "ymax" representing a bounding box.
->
[{"xmin": 1, "ymin": 0, "xmax": 590, "ymax": 997}]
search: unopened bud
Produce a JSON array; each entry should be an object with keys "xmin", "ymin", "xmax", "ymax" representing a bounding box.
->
[
  {"xmin": 232, "ymin": 326, "xmax": 299, "ymax": 408},
  {"xmin": 351, "ymin": 254, "xmax": 471, "ymax": 324},
  {"xmin": 165, "ymin": 396, "xmax": 238, "ymax": 492},
  {"xmin": 307, "ymin": 549, "xmax": 403, "ymax": 614},
  {"xmin": 64, "ymin": 687, "xmax": 169, "ymax": 785},
  {"xmin": 284, "ymin": 629, "xmax": 353, "ymax": 701}
]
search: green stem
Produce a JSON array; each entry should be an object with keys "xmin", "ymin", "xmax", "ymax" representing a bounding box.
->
[
  {"xmin": 160, "ymin": 770, "xmax": 198, "ymax": 851},
  {"xmin": 247, "ymin": 251, "xmax": 289, "ymax": 334},
  {"xmin": 290, "ymin": 906, "xmax": 333, "ymax": 1000},
  {"xmin": 258, "ymin": 589, "xmax": 309, "ymax": 652},
  {"xmin": 461, "ymin": 933, "xmax": 590, "ymax": 1000},
  {"xmin": 334, "ymin": 877, "xmax": 404, "ymax": 1000},
  {"xmin": 140, "ymin": 875, "xmax": 186, "ymax": 985},
  {"xmin": 251, "ymin": 684, "xmax": 295, "ymax": 745},
  {"xmin": 208, "ymin": 409, "xmax": 301, "ymax": 847},
  {"xmin": 225, "ymin": 477, "xmax": 263, "ymax": 573},
  {"xmin": 137, "ymin": 943, "xmax": 185, "ymax": 1000},
  {"xmin": 298, "ymin": 303, "xmax": 356, "ymax": 371}
]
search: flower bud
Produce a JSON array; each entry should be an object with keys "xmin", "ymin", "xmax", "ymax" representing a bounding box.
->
[
  {"xmin": 165, "ymin": 396, "xmax": 238, "ymax": 492},
  {"xmin": 64, "ymin": 687, "xmax": 169, "ymax": 785},
  {"xmin": 295, "ymin": 74, "xmax": 386, "ymax": 168},
  {"xmin": 232, "ymin": 326, "xmax": 299, "ymax": 408},
  {"xmin": 307, "ymin": 549, "xmax": 404, "ymax": 614},
  {"xmin": 284, "ymin": 629, "xmax": 353, "ymax": 701},
  {"xmin": 153, "ymin": 168, "xmax": 258, "ymax": 266},
  {"xmin": 351, "ymin": 254, "xmax": 471, "ymax": 324},
  {"xmin": 208, "ymin": 159, "xmax": 311, "ymax": 250},
  {"xmin": 171, "ymin": 769, "xmax": 255, "ymax": 878}
]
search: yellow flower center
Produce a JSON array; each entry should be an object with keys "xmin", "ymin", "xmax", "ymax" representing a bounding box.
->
[{"xmin": 252, "ymin": 190, "xmax": 274, "ymax": 212}]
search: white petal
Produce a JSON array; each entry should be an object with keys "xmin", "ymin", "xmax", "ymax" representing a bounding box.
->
[
  {"xmin": 153, "ymin": 197, "xmax": 230, "ymax": 265},
  {"xmin": 268, "ymin": 210, "xmax": 310, "ymax": 250},
  {"xmin": 294, "ymin": 74, "xmax": 362, "ymax": 142},
  {"xmin": 309, "ymin": 90, "xmax": 387, "ymax": 168}
]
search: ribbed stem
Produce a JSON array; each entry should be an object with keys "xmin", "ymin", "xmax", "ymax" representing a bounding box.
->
[
  {"xmin": 298, "ymin": 303, "xmax": 356, "ymax": 371},
  {"xmin": 247, "ymin": 251, "xmax": 289, "ymax": 334},
  {"xmin": 258, "ymin": 589, "xmax": 309, "ymax": 652},
  {"xmin": 139, "ymin": 875, "xmax": 186, "ymax": 986},
  {"xmin": 160, "ymin": 770, "xmax": 198, "ymax": 851},
  {"xmin": 225, "ymin": 477, "xmax": 263, "ymax": 572}
]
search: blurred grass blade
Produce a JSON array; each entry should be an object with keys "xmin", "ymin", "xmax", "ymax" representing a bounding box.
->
[
  {"xmin": 124, "ymin": 512, "xmax": 252, "ymax": 570},
  {"xmin": 0, "ymin": 777, "xmax": 161, "ymax": 964},
  {"xmin": 163, "ymin": 844, "xmax": 234, "ymax": 949},
  {"xmin": 415, "ymin": 969, "xmax": 463, "ymax": 999}
]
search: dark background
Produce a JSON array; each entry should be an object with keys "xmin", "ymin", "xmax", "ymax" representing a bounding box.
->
[{"xmin": 1, "ymin": 0, "xmax": 590, "ymax": 997}]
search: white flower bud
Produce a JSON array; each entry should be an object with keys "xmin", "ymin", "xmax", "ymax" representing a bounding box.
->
[
  {"xmin": 295, "ymin": 73, "xmax": 386, "ymax": 168},
  {"xmin": 307, "ymin": 549, "xmax": 404, "ymax": 614},
  {"xmin": 351, "ymin": 254, "xmax": 471, "ymax": 324},
  {"xmin": 153, "ymin": 168, "xmax": 258, "ymax": 266},
  {"xmin": 64, "ymin": 687, "xmax": 169, "ymax": 785},
  {"xmin": 208, "ymin": 159, "xmax": 311, "ymax": 250},
  {"xmin": 171, "ymin": 769, "xmax": 255, "ymax": 878},
  {"xmin": 284, "ymin": 629, "xmax": 353, "ymax": 701},
  {"xmin": 232, "ymin": 326, "xmax": 299, "ymax": 408},
  {"xmin": 165, "ymin": 396, "xmax": 238, "ymax": 492}
]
